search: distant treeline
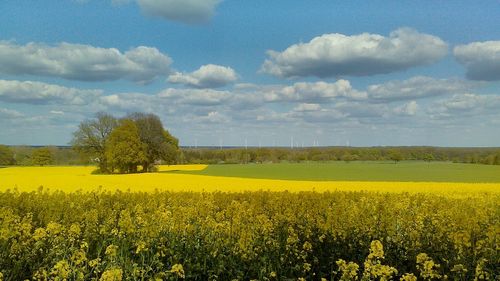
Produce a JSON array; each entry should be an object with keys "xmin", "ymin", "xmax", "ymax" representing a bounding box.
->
[
  {"xmin": 180, "ymin": 146, "xmax": 500, "ymax": 165},
  {"xmin": 0, "ymin": 146, "xmax": 83, "ymax": 166},
  {"xmin": 2, "ymin": 145, "xmax": 500, "ymax": 166}
]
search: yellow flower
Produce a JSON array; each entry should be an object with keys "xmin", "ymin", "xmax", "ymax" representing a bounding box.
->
[
  {"xmin": 135, "ymin": 241, "xmax": 148, "ymax": 254},
  {"xmin": 71, "ymin": 250, "xmax": 87, "ymax": 266},
  {"xmin": 416, "ymin": 253, "xmax": 442, "ymax": 279},
  {"xmin": 303, "ymin": 263, "xmax": 312, "ymax": 272},
  {"xmin": 170, "ymin": 264, "xmax": 185, "ymax": 279},
  {"xmin": 69, "ymin": 223, "xmax": 81, "ymax": 237},
  {"xmin": 105, "ymin": 245, "xmax": 119, "ymax": 258},
  {"xmin": 33, "ymin": 228, "xmax": 47, "ymax": 241},
  {"xmin": 50, "ymin": 260, "xmax": 70, "ymax": 280},
  {"xmin": 100, "ymin": 268, "xmax": 122, "ymax": 281},
  {"xmin": 368, "ymin": 240, "xmax": 384, "ymax": 260},
  {"xmin": 400, "ymin": 273, "xmax": 417, "ymax": 281},
  {"xmin": 474, "ymin": 258, "xmax": 491, "ymax": 281},
  {"xmin": 303, "ymin": 241, "xmax": 313, "ymax": 252},
  {"xmin": 89, "ymin": 258, "xmax": 101, "ymax": 267},
  {"xmin": 46, "ymin": 222, "xmax": 63, "ymax": 236},
  {"xmin": 336, "ymin": 259, "xmax": 359, "ymax": 280}
]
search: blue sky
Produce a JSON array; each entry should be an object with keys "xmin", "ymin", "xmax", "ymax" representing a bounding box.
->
[{"xmin": 0, "ymin": 0, "xmax": 499, "ymax": 146}]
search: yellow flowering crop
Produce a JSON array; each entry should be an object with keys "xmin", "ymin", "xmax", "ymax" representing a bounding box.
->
[
  {"xmin": 0, "ymin": 164, "xmax": 498, "ymax": 279},
  {"xmin": 0, "ymin": 165, "xmax": 499, "ymax": 196},
  {"xmin": 0, "ymin": 189, "xmax": 497, "ymax": 279}
]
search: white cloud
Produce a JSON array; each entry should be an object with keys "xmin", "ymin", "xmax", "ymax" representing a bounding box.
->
[
  {"xmin": 334, "ymin": 102, "xmax": 388, "ymax": 118},
  {"xmin": 454, "ymin": 41, "xmax": 500, "ymax": 81},
  {"xmin": 99, "ymin": 93, "xmax": 158, "ymax": 112},
  {"xmin": 195, "ymin": 111, "xmax": 230, "ymax": 123},
  {"xmin": 394, "ymin": 101, "xmax": 418, "ymax": 116},
  {"xmin": 429, "ymin": 93, "xmax": 500, "ymax": 119},
  {"xmin": 443, "ymin": 94, "xmax": 500, "ymax": 111},
  {"xmin": 168, "ymin": 64, "xmax": 238, "ymax": 88},
  {"xmin": 3, "ymin": 76, "xmax": 498, "ymax": 147},
  {"xmin": 264, "ymin": 80, "xmax": 367, "ymax": 103},
  {"xmin": 0, "ymin": 80, "xmax": 102, "ymax": 105},
  {"xmin": 261, "ymin": 28, "xmax": 448, "ymax": 78},
  {"xmin": 158, "ymin": 88, "xmax": 231, "ymax": 106},
  {"xmin": 290, "ymin": 108, "xmax": 346, "ymax": 123},
  {"xmin": 0, "ymin": 108, "xmax": 24, "ymax": 119},
  {"xmin": 293, "ymin": 103, "xmax": 321, "ymax": 112},
  {"xmin": 137, "ymin": 0, "xmax": 222, "ymax": 24},
  {"xmin": 368, "ymin": 76, "xmax": 472, "ymax": 102},
  {"xmin": 0, "ymin": 41, "xmax": 172, "ymax": 83},
  {"xmin": 255, "ymin": 110, "xmax": 294, "ymax": 123}
]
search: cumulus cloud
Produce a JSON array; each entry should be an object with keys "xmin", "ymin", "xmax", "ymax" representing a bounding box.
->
[
  {"xmin": 264, "ymin": 80, "xmax": 367, "ymax": 103},
  {"xmin": 168, "ymin": 64, "xmax": 238, "ymax": 88},
  {"xmin": 289, "ymin": 108, "xmax": 346, "ymax": 123},
  {"xmin": 434, "ymin": 93, "xmax": 500, "ymax": 112},
  {"xmin": 0, "ymin": 41, "xmax": 172, "ymax": 83},
  {"xmin": 261, "ymin": 28, "xmax": 448, "ymax": 78},
  {"xmin": 428, "ymin": 93, "xmax": 500, "ymax": 120},
  {"xmin": 0, "ymin": 108, "xmax": 24, "ymax": 119},
  {"xmin": 394, "ymin": 101, "xmax": 418, "ymax": 116},
  {"xmin": 194, "ymin": 111, "xmax": 230, "ymax": 123},
  {"xmin": 453, "ymin": 41, "xmax": 500, "ymax": 81},
  {"xmin": 0, "ymin": 80, "xmax": 102, "ymax": 105},
  {"xmin": 293, "ymin": 103, "xmax": 321, "ymax": 112},
  {"xmin": 99, "ymin": 93, "xmax": 159, "ymax": 112},
  {"xmin": 137, "ymin": 0, "xmax": 222, "ymax": 24},
  {"xmin": 4, "ymin": 76, "xmax": 498, "ymax": 147},
  {"xmin": 158, "ymin": 88, "xmax": 231, "ymax": 106},
  {"xmin": 334, "ymin": 102, "xmax": 388, "ymax": 118},
  {"xmin": 367, "ymin": 76, "xmax": 472, "ymax": 102}
]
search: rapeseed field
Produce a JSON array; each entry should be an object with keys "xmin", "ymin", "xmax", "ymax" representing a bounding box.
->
[
  {"xmin": 0, "ymin": 165, "xmax": 499, "ymax": 195},
  {"xmin": 0, "ymin": 165, "xmax": 498, "ymax": 280},
  {"xmin": 0, "ymin": 190, "xmax": 498, "ymax": 280}
]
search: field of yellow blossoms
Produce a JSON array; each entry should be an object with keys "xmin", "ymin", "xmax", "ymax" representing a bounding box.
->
[
  {"xmin": 1, "ymin": 165, "xmax": 499, "ymax": 195},
  {"xmin": 0, "ymin": 165, "xmax": 498, "ymax": 280}
]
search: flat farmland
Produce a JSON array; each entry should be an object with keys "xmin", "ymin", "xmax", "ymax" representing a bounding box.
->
[
  {"xmin": 1, "ymin": 162, "xmax": 499, "ymax": 195},
  {"xmin": 168, "ymin": 161, "xmax": 500, "ymax": 183},
  {"xmin": 1, "ymin": 162, "xmax": 499, "ymax": 279}
]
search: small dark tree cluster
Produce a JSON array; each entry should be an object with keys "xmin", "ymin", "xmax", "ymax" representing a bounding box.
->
[
  {"xmin": 72, "ymin": 112, "xmax": 179, "ymax": 174},
  {"xmin": 31, "ymin": 147, "xmax": 54, "ymax": 166},
  {"xmin": 0, "ymin": 145, "xmax": 15, "ymax": 166}
]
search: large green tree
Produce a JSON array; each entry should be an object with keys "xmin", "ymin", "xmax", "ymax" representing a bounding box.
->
[
  {"xmin": 128, "ymin": 113, "xmax": 179, "ymax": 171},
  {"xmin": 0, "ymin": 145, "xmax": 15, "ymax": 166},
  {"xmin": 31, "ymin": 147, "xmax": 53, "ymax": 166},
  {"xmin": 71, "ymin": 112, "xmax": 118, "ymax": 173},
  {"xmin": 105, "ymin": 119, "xmax": 147, "ymax": 173},
  {"xmin": 388, "ymin": 149, "xmax": 403, "ymax": 164}
]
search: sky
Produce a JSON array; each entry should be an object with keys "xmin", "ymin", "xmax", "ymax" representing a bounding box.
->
[{"xmin": 0, "ymin": 1, "xmax": 499, "ymax": 147}]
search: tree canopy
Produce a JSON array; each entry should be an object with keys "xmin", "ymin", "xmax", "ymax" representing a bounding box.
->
[
  {"xmin": 0, "ymin": 145, "xmax": 15, "ymax": 166},
  {"xmin": 106, "ymin": 119, "xmax": 147, "ymax": 173},
  {"xmin": 128, "ymin": 113, "xmax": 179, "ymax": 172},
  {"xmin": 31, "ymin": 147, "xmax": 54, "ymax": 166},
  {"xmin": 72, "ymin": 112, "xmax": 179, "ymax": 174},
  {"xmin": 71, "ymin": 112, "xmax": 118, "ymax": 173}
]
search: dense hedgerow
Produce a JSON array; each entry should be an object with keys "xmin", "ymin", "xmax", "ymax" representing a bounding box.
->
[{"xmin": 0, "ymin": 190, "xmax": 498, "ymax": 280}]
